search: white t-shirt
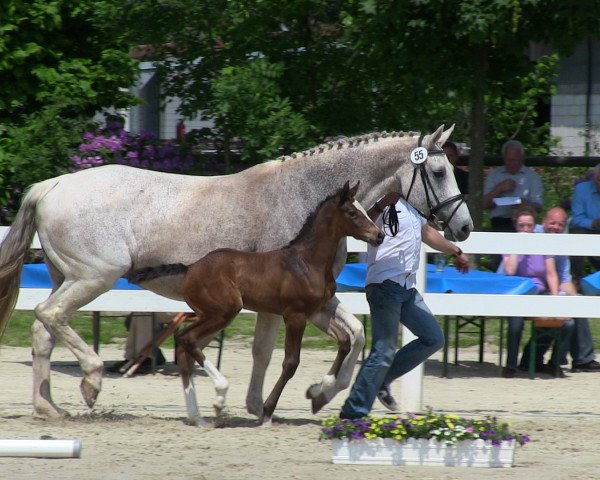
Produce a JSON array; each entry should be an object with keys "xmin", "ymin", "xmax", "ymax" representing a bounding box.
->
[{"xmin": 366, "ymin": 198, "xmax": 427, "ymax": 289}]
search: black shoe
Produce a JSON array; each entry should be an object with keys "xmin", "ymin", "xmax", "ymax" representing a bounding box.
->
[
  {"xmin": 376, "ymin": 384, "xmax": 398, "ymax": 411},
  {"xmin": 502, "ymin": 367, "xmax": 516, "ymax": 378},
  {"xmin": 572, "ymin": 360, "xmax": 600, "ymax": 372},
  {"xmin": 105, "ymin": 359, "xmax": 128, "ymax": 373}
]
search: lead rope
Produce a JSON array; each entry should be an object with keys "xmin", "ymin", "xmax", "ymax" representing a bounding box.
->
[{"xmin": 382, "ymin": 204, "xmax": 400, "ymax": 236}]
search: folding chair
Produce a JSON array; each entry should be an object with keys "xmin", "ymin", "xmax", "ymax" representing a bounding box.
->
[{"xmin": 527, "ymin": 317, "xmax": 569, "ymax": 379}]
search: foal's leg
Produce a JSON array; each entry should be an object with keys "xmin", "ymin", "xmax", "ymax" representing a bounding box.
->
[
  {"xmin": 246, "ymin": 312, "xmax": 282, "ymax": 418},
  {"xmin": 182, "ymin": 332, "xmax": 229, "ymax": 416},
  {"xmin": 175, "ymin": 311, "xmax": 237, "ymax": 425},
  {"xmin": 305, "ymin": 297, "xmax": 365, "ymax": 413},
  {"xmin": 175, "ymin": 328, "xmax": 206, "ymax": 426},
  {"xmin": 261, "ymin": 315, "xmax": 306, "ymax": 426}
]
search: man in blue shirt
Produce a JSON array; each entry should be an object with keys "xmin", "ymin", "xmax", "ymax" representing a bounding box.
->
[
  {"xmin": 483, "ymin": 140, "xmax": 544, "ymax": 232},
  {"xmin": 570, "ymin": 164, "xmax": 600, "ymax": 281}
]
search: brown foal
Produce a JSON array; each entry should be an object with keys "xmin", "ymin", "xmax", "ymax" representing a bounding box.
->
[{"xmin": 175, "ymin": 181, "xmax": 383, "ymax": 424}]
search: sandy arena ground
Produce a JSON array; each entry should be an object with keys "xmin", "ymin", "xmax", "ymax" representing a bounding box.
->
[{"xmin": 1, "ymin": 339, "xmax": 600, "ymax": 480}]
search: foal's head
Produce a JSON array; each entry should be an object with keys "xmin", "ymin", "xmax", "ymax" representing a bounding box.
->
[{"xmin": 335, "ymin": 181, "xmax": 384, "ymax": 246}]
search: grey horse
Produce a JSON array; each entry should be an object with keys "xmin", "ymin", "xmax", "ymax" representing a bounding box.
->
[{"xmin": 0, "ymin": 124, "xmax": 472, "ymax": 420}]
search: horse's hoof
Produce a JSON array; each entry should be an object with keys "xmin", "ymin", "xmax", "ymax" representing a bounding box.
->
[
  {"xmin": 307, "ymin": 389, "xmax": 328, "ymax": 414},
  {"xmin": 80, "ymin": 378, "xmax": 100, "ymax": 408},
  {"xmin": 213, "ymin": 401, "xmax": 225, "ymax": 416},
  {"xmin": 246, "ymin": 398, "xmax": 264, "ymax": 418},
  {"xmin": 33, "ymin": 403, "xmax": 68, "ymax": 419},
  {"xmin": 260, "ymin": 416, "xmax": 273, "ymax": 427},
  {"xmin": 185, "ymin": 416, "xmax": 209, "ymax": 427}
]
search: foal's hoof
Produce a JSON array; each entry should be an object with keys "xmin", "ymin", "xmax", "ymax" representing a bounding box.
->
[
  {"xmin": 80, "ymin": 378, "xmax": 100, "ymax": 408},
  {"xmin": 306, "ymin": 384, "xmax": 327, "ymax": 414}
]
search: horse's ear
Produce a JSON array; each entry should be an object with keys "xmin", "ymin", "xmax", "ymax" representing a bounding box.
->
[
  {"xmin": 349, "ymin": 181, "xmax": 360, "ymax": 198},
  {"xmin": 438, "ymin": 124, "xmax": 455, "ymax": 147},
  {"xmin": 425, "ymin": 124, "xmax": 445, "ymax": 149},
  {"xmin": 339, "ymin": 181, "xmax": 351, "ymax": 202}
]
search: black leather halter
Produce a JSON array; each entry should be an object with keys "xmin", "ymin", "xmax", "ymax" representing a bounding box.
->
[{"xmin": 404, "ymin": 133, "xmax": 466, "ymax": 231}]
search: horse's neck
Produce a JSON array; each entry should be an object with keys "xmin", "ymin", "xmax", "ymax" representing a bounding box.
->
[
  {"xmin": 271, "ymin": 135, "xmax": 416, "ymax": 205},
  {"xmin": 291, "ymin": 207, "xmax": 343, "ymax": 273}
]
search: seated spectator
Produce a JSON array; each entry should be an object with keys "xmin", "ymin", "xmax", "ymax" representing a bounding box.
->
[
  {"xmin": 569, "ymin": 163, "xmax": 600, "ymax": 282},
  {"xmin": 106, "ymin": 313, "xmax": 168, "ymax": 375},
  {"xmin": 442, "ymin": 141, "xmax": 469, "ymax": 194},
  {"xmin": 520, "ymin": 207, "xmax": 597, "ymax": 372},
  {"xmin": 483, "ymin": 140, "xmax": 543, "ymax": 232},
  {"xmin": 501, "ymin": 207, "xmax": 574, "ymax": 378}
]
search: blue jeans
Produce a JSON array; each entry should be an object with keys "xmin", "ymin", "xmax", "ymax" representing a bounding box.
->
[{"xmin": 341, "ymin": 280, "xmax": 444, "ymax": 419}]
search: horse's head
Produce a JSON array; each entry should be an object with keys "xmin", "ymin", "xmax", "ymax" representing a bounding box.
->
[
  {"xmin": 337, "ymin": 181, "xmax": 384, "ymax": 246},
  {"xmin": 396, "ymin": 125, "xmax": 473, "ymax": 241}
]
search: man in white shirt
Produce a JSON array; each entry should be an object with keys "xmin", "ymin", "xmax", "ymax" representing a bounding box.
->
[{"xmin": 340, "ymin": 192, "xmax": 469, "ymax": 419}]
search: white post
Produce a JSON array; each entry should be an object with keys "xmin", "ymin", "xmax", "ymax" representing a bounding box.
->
[{"xmin": 399, "ymin": 247, "xmax": 427, "ymax": 412}]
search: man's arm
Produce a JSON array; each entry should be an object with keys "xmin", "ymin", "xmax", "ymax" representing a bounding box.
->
[
  {"xmin": 571, "ymin": 183, "xmax": 597, "ymax": 230},
  {"xmin": 421, "ymin": 224, "xmax": 469, "ymax": 273}
]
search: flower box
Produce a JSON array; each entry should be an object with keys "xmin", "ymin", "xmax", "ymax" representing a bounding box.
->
[
  {"xmin": 331, "ymin": 437, "xmax": 515, "ymax": 467},
  {"xmin": 321, "ymin": 411, "xmax": 528, "ymax": 468}
]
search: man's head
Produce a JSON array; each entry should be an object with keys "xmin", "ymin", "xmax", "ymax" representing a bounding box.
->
[
  {"xmin": 501, "ymin": 140, "xmax": 525, "ymax": 175},
  {"xmin": 542, "ymin": 207, "xmax": 568, "ymax": 234},
  {"xmin": 442, "ymin": 141, "xmax": 459, "ymax": 167}
]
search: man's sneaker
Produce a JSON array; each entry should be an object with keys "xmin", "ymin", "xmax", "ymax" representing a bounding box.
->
[
  {"xmin": 377, "ymin": 385, "xmax": 398, "ymax": 411},
  {"xmin": 572, "ymin": 360, "xmax": 600, "ymax": 372}
]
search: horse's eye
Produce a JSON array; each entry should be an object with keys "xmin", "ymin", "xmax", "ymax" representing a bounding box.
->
[{"xmin": 433, "ymin": 170, "xmax": 445, "ymax": 179}]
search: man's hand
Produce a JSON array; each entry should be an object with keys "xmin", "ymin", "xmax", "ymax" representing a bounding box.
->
[
  {"xmin": 494, "ymin": 179, "xmax": 516, "ymax": 195},
  {"xmin": 453, "ymin": 252, "xmax": 469, "ymax": 274}
]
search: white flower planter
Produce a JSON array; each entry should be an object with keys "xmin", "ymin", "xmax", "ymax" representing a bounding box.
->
[{"xmin": 331, "ymin": 438, "xmax": 515, "ymax": 467}]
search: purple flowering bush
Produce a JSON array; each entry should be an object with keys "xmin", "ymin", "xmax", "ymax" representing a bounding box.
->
[
  {"xmin": 320, "ymin": 410, "xmax": 530, "ymax": 447},
  {"xmin": 70, "ymin": 126, "xmax": 193, "ymax": 173}
]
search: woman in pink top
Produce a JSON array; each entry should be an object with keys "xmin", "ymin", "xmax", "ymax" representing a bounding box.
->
[{"xmin": 502, "ymin": 207, "xmax": 559, "ymax": 295}]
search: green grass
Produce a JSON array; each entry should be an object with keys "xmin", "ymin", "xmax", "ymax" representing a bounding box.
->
[
  {"xmin": 0, "ymin": 311, "xmax": 341, "ymax": 350},
  {"xmin": 4, "ymin": 310, "xmax": 600, "ymax": 355}
]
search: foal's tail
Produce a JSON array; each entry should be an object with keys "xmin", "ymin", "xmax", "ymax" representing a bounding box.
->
[
  {"xmin": 125, "ymin": 263, "xmax": 188, "ymax": 285},
  {"xmin": 0, "ymin": 178, "xmax": 57, "ymax": 340}
]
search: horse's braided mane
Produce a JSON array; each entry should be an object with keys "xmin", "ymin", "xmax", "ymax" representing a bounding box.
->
[{"xmin": 274, "ymin": 130, "xmax": 419, "ymax": 163}]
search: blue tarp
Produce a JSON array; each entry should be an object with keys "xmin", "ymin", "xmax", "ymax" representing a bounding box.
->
[
  {"xmin": 581, "ymin": 271, "xmax": 600, "ymax": 296},
  {"xmin": 21, "ymin": 263, "xmax": 142, "ymax": 290},
  {"xmin": 336, "ymin": 263, "xmax": 537, "ymax": 295}
]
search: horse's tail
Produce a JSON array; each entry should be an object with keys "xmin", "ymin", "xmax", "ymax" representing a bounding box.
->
[
  {"xmin": 125, "ymin": 263, "xmax": 188, "ymax": 285},
  {"xmin": 0, "ymin": 178, "xmax": 57, "ymax": 340}
]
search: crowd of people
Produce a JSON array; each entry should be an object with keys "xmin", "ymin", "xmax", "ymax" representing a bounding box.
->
[{"xmin": 454, "ymin": 139, "xmax": 600, "ymax": 380}]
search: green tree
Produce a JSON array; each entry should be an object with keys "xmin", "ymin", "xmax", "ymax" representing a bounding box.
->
[
  {"xmin": 123, "ymin": 1, "xmax": 600, "ymax": 229},
  {"xmin": 122, "ymin": 0, "xmax": 376, "ymax": 165},
  {"xmin": 0, "ymin": 0, "xmax": 140, "ymax": 219},
  {"xmin": 343, "ymin": 0, "xmax": 600, "ymax": 228},
  {"xmin": 0, "ymin": 1, "xmax": 137, "ymax": 121}
]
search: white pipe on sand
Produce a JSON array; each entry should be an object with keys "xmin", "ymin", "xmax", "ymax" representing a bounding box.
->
[{"xmin": 0, "ymin": 439, "xmax": 82, "ymax": 458}]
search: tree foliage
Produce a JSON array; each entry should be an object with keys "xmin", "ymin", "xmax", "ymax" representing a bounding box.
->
[
  {"xmin": 0, "ymin": 0, "xmax": 138, "ymax": 122},
  {"xmin": 0, "ymin": 1, "xmax": 141, "ymax": 222}
]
